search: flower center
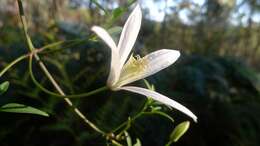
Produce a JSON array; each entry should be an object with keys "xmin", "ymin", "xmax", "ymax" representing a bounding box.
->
[
  {"xmin": 112, "ymin": 54, "xmax": 148, "ymax": 89},
  {"xmin": 121, "ymin": 55, "xmax": 148, "ymax": 76}
]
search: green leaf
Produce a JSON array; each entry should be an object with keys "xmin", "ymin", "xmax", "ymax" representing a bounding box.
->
[
  {"xmin": 125, "ymin": 131, "xmax": 132, "ymax": 146},
  {"xmin": 112, "ymin": 8, "xmax": 125, "ymax": 20},
  {"xmin": 133, "ymin": 138, "xmax": 142, "ymax": 146},
  {"xmin": 150, "ymin": 111, "xmax": 174, "ymax": 123},
  {"xmin": 0, "ymin": 103, "xmax": 49, "ymax": 117},
  {"xmin": 143, "ymin": 79, "xmax": 155, "ymax": 91},
  {"xmin": 170, "ymin": 121, "xmax": 190, "ymax": 142},
  {"xmin": 0, "ymin": 81, "xmax": 9, "ymax": 95}
]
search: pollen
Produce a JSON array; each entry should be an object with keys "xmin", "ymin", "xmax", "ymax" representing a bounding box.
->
[
  {"xmin": 123, "ymin": 55, "xmax": 148, "ymax": 74},
  {"xmin": 113, "ymin": 54, "xmax": 149, "ymax": 88}
]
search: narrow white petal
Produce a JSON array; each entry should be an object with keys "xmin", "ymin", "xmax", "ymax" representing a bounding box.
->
[
  {"xmin": 141, "ymin": 49, "xmax": 180, "ymax": 78},
  {"xmin": 119, "ymin": 86, "xmax": 197, "ymax": 122},
  {"xmin": 118, "ymin": 4, "xmax": 142, "ymax": 68},
  {"xmin": 91, "ymin": 26, "xmax": 121, "ymax": 86},
  {"xmin": 91, "ymin": 26, "xmax": 118, "ymax": 52},
  {"xmin": 114, "ymin": 49, "xmax": 180, "ymax": 87}
]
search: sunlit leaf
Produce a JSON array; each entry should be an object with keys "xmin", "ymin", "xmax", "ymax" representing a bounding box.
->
[
  {"xmin": 125, "ymin": 131, "xmax": 132, "ymax": 146},
  {"xmin": 0, "ymin": 81, "xmax": 9, "ymax": 95},
  {"xmin": 150, "ymin": 106, "xmax": 162, "ymax": 111},
  {"xmin": 133, "ymin": 138, "xmax": 142, "ymax": 146},
  {"xmin": 143, "ymin": 79, "xmax": 154, "ymax": 91},
  {"xmin": 0, "ymin": 103, "xmax": 49, "ymax": 117},
  {"xmin": 170, "ymin": 121, "xmax": 190, "ymax": 142}
]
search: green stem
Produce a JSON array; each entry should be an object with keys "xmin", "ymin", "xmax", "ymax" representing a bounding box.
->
[
  {"xmin": 40, "ymin": 38, "xmax": 86, "ymax": 54},
  {"xmin": 0, "ymin": 40, "xmax": 68, "ymax": 78},
  {"xmin": 90, "ymin": 0, "xmax": 108, "ymax": 15},
  {"xmin": 111, "ymin": 140, "xmax": 124, "ymax": 146},
  {"xmin": 111, "ymin": 99, "xmax": 150, "ymax": 133},
  {"xmin": 17, "ymin": 0, "xmax": 34, "ymax": 51},
  {"xmin": 43, "ymin": 58, "xmax": 75, "ymax": 93},
  {"xmin": 28, "ymin": 55, "xmax": 107, "ymax": 134},
  {"xmin": 112, "ymin": 112, "xmax": 143, "ymax": 133},
  {"xmin": 0, "ymin": 38, "xmax": 87, "ymax": 78},
  {"xmin": 0, "ymin": 54, "xmax": 28, "ymax": 77},
  {"xmin": 17, "ymin": 0, "xmax": 106, "ymax": 135},
  {"xmin": 29, "ymin": 56, "xmax": 107, "ymax": 98},
  {"xmin": 165, "ymin": 141, "xmax": 173, "ymax": 146}
]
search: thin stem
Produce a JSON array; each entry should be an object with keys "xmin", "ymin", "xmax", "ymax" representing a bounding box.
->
[
  {"xmin": 17, "ymin": 0, "xmax": 34, "ymax": 51},
  {"xmin": 40, "ymin": 38, "xmax": 86, "ymax": 54},
  {"xmin": 29, "ymin": 56, "xmax": 106, "ymax": 134},
  {"xmin": 112, "ymin": 112, "xmax": 144, "ymax": 133},
  {"xmin": 0, "ymin": 40, "xmax": 76, "ymax": 78},
  {"xmin": 165, "ymin": 141, "xmax": 173, "ymax": 146},
  {"xmin": 90, "ymin": 0, "xmax": 108, "ymax": 15},
  {"xmin": 0, "ymin": 54, "xmax": 28, "ymax": 77},
  {"xmin": 17, "ymin": 0, "xmax": 106, "ymax": 135},
  {"xmin": 43, "ymin": 58, "xmax": 75, "ymax": 93},
  {"xmin": 111, "ymin": 140, "xmax": 124, "ymax": 146},
  {"xmin": 28, "ymin": 56, "xmax": 107, "ymax": 98},
  {"xmin": 111, "ymin": 98, "xmax": 150, "ymax": 133}
]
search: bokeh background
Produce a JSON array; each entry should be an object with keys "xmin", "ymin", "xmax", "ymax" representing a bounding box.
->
[{"xmin": 0, "ymin": 0, "xmax": 260, "ymax": 146}]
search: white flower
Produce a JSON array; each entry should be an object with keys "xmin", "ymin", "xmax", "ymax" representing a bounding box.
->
[{"xmin": 91, "ymin": 4, "xmax": 197, "ymax": 122}]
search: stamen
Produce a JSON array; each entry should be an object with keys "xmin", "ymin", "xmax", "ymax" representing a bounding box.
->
[
  {"xmin": 113, "ymin": 54, "xmax": 149, "ymax": 88},
  {"xmin": 135, "ymin": 55, "xmax": 141, "ymax": 60}
]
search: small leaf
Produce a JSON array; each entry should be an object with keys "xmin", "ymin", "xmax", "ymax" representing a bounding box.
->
[
  {"xmin": 0, "ymin": 81, "xmax": 9, "ymax": 95},
  {"xmin": 151, "ymin": 106, "xmax": 162, "ymax": 111},
  {"xmin": 125, "ymin": 131, "xmax": 132, "ymax": 146},
  {"xmin": 0, "ymin": 103, "xmax": 49, "ymax": 117},
  {"xmin": 150, "ymin": 111, "xmax": 174, "ymax": 123},
  {"xmin": 170, "ymin": 121, "xmax": 190, "ymax": 142},
  {"xmin": 133, "ymin": 138, "xmax": 142, "ymax": 146},
  {"xmin": 143, "ymin": 79, "xmax": 154, "ymax": 91}
]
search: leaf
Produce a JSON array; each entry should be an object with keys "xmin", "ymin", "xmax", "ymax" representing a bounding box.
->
[
  {"xmin": 150, "ymin": 111, "xmax": 174, "ymax": 123},
  {"xmin": 112, "ymin": 8, "xmax": 125, "ymax": 20},
  {"xmin": 0, "ymin": 81, "xmax": 9, "ymax": 95},
  {"xmin": 133, "ymin": 138, "xmax": 142, "ymax": 146},
  {"xmin": 143, "ymin": 79, "xmax": 154, "ymax": 91},
  {"xmin": 170, "ymin": 121, "xmax": 190, "ymax": 142},
  {"xmin": 0, "ymin": 103, "xmax": 49, "ymax": 117},
  {"xmin": 125, "ymin": 131, "xmax": 132, "ymax": 146}
]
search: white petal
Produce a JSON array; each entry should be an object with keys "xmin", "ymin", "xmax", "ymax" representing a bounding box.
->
[
  {"xmin": 91, "ymin": 26, "xmax": 121, "ymax": 86},
  {"xmin": 91, "ymin": 26, "xmax": 118, "ymax": 52},
  {"xmin": 114, "ymin": 49, "xmax": 180, "ymax": 88},
  {"xmin": 118, "ymin": 4, "xmax": 142, "ymax": 69},
  {"xmin": 119, "ymin": 86, "xmax": 197, "ymax": 122},
  {"xmin": 141, "ymin": 49, "xmax": 180, "ymax": 78}
]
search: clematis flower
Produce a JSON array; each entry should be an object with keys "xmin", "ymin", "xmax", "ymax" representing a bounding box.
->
[{"xmin": 91, "ymin": 4, "xmax": 197, "ymax": 122}]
